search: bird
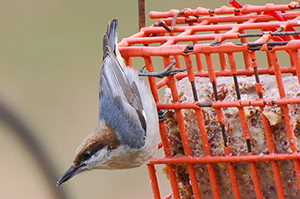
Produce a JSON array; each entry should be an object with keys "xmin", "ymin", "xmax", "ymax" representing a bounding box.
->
[{"xmin": 56, "ymin": 18, "xmax": 160, "ymax": 186}]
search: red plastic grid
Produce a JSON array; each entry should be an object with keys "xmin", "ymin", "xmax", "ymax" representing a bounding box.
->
[{"xmin": 118, "ymin": 1, "xmax": 300, "ymax": 199}]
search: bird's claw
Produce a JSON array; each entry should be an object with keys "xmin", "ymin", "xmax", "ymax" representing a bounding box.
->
[
  {"xmin": 158, "ymin": 110, "xmax": 168, "ymax": 122},
  {"xmin": 139, "ymin": 58, "xmax": 191, "ymax": 78}
]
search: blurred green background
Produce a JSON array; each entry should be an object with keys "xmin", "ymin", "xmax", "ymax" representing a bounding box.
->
[{"xmin": 0, "ymin": 0, "xmax": 289, "ymax": 198}]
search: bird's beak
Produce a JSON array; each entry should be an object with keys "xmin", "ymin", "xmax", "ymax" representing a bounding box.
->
[{"xmin": 56, "ymin": 164, "xmax": 86, "ymax": 186}]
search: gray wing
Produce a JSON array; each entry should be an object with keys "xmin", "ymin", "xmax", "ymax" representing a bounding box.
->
[{"xmin": 99, "ymin": 19, "xmax": 146, "ymax": 149}]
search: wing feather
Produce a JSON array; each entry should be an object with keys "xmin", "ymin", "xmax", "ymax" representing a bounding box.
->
[{"xmin": 98, "ymin": 19, "xmax": 146, "ymax": 149}]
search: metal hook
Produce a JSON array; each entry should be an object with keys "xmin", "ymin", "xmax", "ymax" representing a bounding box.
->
[{"xmin": 158, "ymin": 10, "xmax": 185, "ymax": 32}]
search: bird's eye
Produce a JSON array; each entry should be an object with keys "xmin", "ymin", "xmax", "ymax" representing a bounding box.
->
[{"xmin": 82, "ymin": 150, "xmax": 92, "ymax": 160}]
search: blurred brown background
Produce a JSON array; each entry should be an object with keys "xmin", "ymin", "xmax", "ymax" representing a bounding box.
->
[{"xmin": 0, "ymin": 0, "xmax": 287, "ymax": 198}]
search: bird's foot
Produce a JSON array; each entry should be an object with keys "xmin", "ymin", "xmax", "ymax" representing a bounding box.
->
[
  {"xmin": 158, "ymin": 110, "xmax": 168, "ymax": 122},
  {"xmin": 139, "ymin": 58, "xmax": 191, "ymax": 78}
]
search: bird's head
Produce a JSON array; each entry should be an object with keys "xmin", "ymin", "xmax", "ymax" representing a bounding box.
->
[{"xmin": 56, "ymin": 123, "xmax": 120, "ymax": 186}]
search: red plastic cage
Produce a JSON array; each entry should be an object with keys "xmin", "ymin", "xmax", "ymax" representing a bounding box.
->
[{"xmin": 118, "ymin": 1, "xmax": 300, "ymax": 199}]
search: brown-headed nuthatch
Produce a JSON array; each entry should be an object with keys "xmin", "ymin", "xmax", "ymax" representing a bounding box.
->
[{"xmin": 56, "ymin": 18, "xmax": 160, "ymax": 186}]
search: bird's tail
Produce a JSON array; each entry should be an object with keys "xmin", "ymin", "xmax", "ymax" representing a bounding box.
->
[
  {"xmin": 106, "ymin": 18, "xmax": 118, "ymax": 56},
  {"xmin": 104, "ymin": 18, "xmax": 125, "ymax": 68}
]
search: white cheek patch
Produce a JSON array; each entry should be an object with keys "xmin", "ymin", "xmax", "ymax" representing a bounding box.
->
[{"xmin": 85, "ymin": 147, "xmax": 109, "ymax": 170}]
